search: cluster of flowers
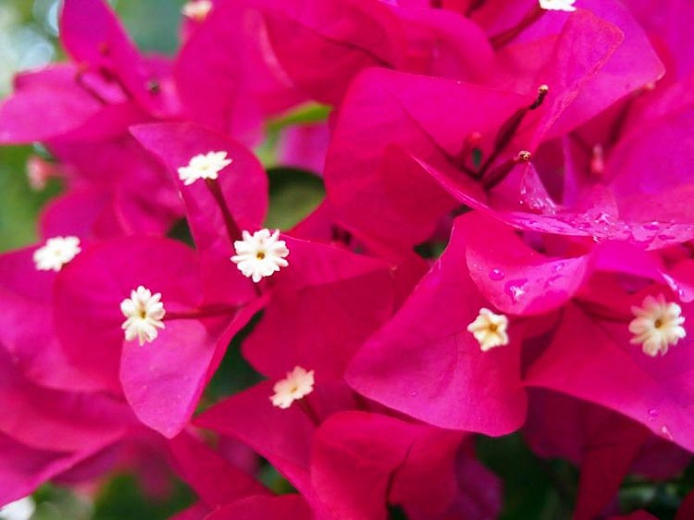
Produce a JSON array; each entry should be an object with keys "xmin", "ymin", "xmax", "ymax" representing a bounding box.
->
[{"xmin": 1, "ymin": 0, "xmax": 694, "ymax": 518}]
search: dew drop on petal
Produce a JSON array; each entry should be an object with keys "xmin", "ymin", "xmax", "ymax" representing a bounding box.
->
[
  {"xmin": 504, "ymin": 281, "xmax": 526, "ymax": 303},
  {"xmin": 489, "ymin": 268, "xmax": 505, "ymax": 281}
]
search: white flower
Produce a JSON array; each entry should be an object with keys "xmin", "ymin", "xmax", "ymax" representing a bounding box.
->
[
  {"xmin": 121, "ymin": 286, "xmax": 166, "ymax": 346},
  {"xmin": 0, "ymin": 497, "xmax": 35, "ymax": 520},
  {"xmin": 270, "ymin": 366, "xmax": 315, "ymax": 409},
  {"xmin": 182, "ymin": 0, "xmax": 213, "ymax": 21},
  {"xmin": 629, "ymin": 294, "xmax": 686, "ymax": 356},
  {"xmin": 177, "ymin": 151, "xmax": 232, "ymax": 186},
  {"xmin": 539, "ymin": 0, "xmax": 576, "ymax": 11},
  {"xmin": 33, "ymin": 236, "xmax": 81, "ymax": 271},
  {"xmin": 467, "ymin": 308, "xmax": 510, "ymax": 351},
  {"xmin": 231, "ymin": 229, "xmax": 290, "ymax": 283}
]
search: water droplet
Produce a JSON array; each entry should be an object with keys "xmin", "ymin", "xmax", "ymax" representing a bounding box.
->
[
  {"xmin": 647, "ymin": 408, "xmax": 658, "ymax": 421},
  {"xmin": 489, "ymin": 268, "xmax": 505, "ymax": 281},
  {"xmin": 505, "ymin": 280, "xmax": 527, "ymax": 303},
  {"xmin": 643, "ymin": 222, "xmax": 660, "ymax": 231},
  {"xmin": 660, "ymin": 425, "xmax": 673, "ymax": 440}
]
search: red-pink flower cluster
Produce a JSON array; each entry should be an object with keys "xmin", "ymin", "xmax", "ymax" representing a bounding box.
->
[{"xmin": 1, "ymin": 0, "xmax": 694, "ymax": 518}]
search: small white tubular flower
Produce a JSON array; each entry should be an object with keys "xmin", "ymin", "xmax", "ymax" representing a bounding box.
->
[
  {"xmin": 467, "ymin": 308, "xmax": 510, "ymax": 351},
  {"xmin": 270, "ymin": 366, "xmax": 315, "ymax": 409},
  {"xmin": 120, "ymin": 286, "xmax": 166, "ymax": 346},
  {"xmin": 33, "ymin": 236, "xmax": 81, "ymax": 271},
  {"xmin": 177, "ymin": 151, "xmax": 232, "ymax": 186},
  {"xmin": 182, "ymin": 0, "xmax": 213, "ymax": 21},
  {"xmin": 0, "ymin": 496, "xmax": 35, "ymax": 520},
  {"xmin": 539, "ymin": 0, "xmax": 576, "ymax": 11},
  {"xmin": 231, "ymin": 229, "xmax": 290, "ymax": 283},
  {"xmin": 629, "ymin": 294, "xmax": 686, "ymax": 356}
]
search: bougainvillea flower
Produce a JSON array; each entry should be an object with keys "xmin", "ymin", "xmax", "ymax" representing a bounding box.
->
[
  {"xmin": 493, "ymin": 0, "xmax": 664, "ymax": 141},
  {"xmin": 174, "ymin": 0, "xmax": 306, "ymax": 143},
  {"xmin": 346, "ymin": 217, "xmax": 526, "ymax": 435},
  {"xmin": 60, "ymin": 0, "xmax": 181, "ymax": 118},
  {"xmin": 0, "ymin": 0, "xmax": 191, "ymax": 240},
  {"xmin": 131, "ymin": 121, "xmax": 267, "ymax": 303},
  {"xmin": 525, "ymin": 287, "xmax": 694, "ymax": 452},
  {"xmin": 0, "ymin": 0, "xmax": 180, "ymax": 143},
  {"xmin": 462, "ymin": 212, "xmax": 591, "ymax": 315},
  {"xmin": 52, "ymin": 236, "xmax": 256, "ymax": 437},
  {"xmin": 289, "ymin": 200, "xmax": 430, "ymax": 307},
  {"xmin": 324, "ymin": 68, "xmax": 525, "ymax": 247},
  {"xmin": 324, "ymin": 7, "xmax": 667, "ymax": 249}
]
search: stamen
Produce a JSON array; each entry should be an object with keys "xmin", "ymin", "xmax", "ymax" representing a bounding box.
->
[
  {"xmin": 629, "ymin": 294, "xmax": 686, "ymax": 356},
  {"xmin": 467, "ymin": 308, "xmax": 510, "ymax": 351},
  {"xmin": 231, "ymin": 229, "xmax": 290, "ymax": 283},
  {"xmin": 478, "ymin": 85, "xmax": 547, "ymax": 178},
  {"xmin": 177, "ymin": 151, "xmax": 232, "ymax": 186},
  {"xmin": 529, "ymin": 84, "xmax": 549, "ymax": 110},
  {"xmin": 270, "ymin": 366, "xmax": 315, "ymax": 409},
  {"xmin": 120, "ymin": 286, "xmax": 166, "ymax": 346},
  {"xmin": 33, "ymin": 236, "xmax": 81, "ymax": 272},
  {"xmin": 482, "ymin": 150, "xmax": 532, "ymax": 190}
]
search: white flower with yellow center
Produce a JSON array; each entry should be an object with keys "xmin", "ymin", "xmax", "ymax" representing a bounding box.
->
[
  {"xmin": 467, "ymin": 308, "xmax": 510, "ymax": 351},
  {"xmin": 629, "ymin": 294, "xmax": 686, "ymax": 356},
  {"xmin": 120, "ymin": 286, "xmax": 166, "ymax": 346},
  {"xmin": 270, "ymin": 366, "xmax": 315, "ymax": 409},
  {"xmin": 539, "ymin": 0, "xmax": 576, "ymax": 11},
  {"xmin": 231, "ymin": 229, "xmax": 290, "ymax": 283},
  {"xmin": 33, "ymin": 236, "xmax": 81, "ymax": 272},
  {"xmin": 177, "ymin": 151, "xmax": 232, "ymax": 186},
  {"xmin": 182, "ymin": 0, "xmax": 213, "ymax": 22}
]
